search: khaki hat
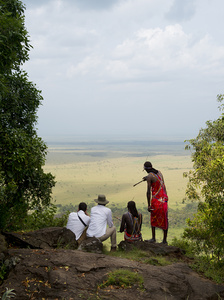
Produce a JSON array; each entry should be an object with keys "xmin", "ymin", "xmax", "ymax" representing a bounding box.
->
[{"xmin": 94, "ymin": 194, "xmax": 109, "ymax": 205}]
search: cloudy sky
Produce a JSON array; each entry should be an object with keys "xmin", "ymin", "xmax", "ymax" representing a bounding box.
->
[{"xmin": 22, "ymin": 0, "xmax": 224, "ymax": 141}]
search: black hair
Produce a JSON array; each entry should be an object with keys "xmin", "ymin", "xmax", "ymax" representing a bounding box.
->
[
  {"xmin": 78, "ymin": 202, "xmax": 87, "ymax": 212},
  {"xmin": 144, "ymin": 161, "xmax": 158, "ymax": 174},
  {"xmin": 127, "ymin": 201, "xmax": 138, "ymax": 218}
]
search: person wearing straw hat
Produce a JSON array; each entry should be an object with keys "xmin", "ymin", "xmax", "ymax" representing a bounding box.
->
[{"xmin": 86, "ymin": 195, "xmax": 117, "ymax": 251}]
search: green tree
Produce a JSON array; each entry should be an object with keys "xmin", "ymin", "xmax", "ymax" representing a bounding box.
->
[
  {"xmin": 183, "ymin": 95, "xmax": 224, "ymax": 259},
  {"xmin": 0, "ymin": 0, "xmax": 55, "ymax": 230}
]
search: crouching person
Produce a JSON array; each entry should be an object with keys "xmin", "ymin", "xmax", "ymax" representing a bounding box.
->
[
  {"xmin": 66, "ymin": 202, "xmax": 90, "ymax": 245},
  {"xmin": 87, "ymin": 195, "xmax": 117, "ymax": 252},
  {"xmin": 120, "ymin": 201, "xmax": 142, "ymax": 242}
]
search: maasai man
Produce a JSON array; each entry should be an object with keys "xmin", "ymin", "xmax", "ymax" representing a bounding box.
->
[{"xmin": 143, "ymin": 161, "xmax": 168, "ymax": 244}]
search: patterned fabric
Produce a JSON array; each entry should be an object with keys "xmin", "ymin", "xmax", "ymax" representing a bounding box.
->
[
  {"xmin": 150, "ymin": 172, "xmax": 168, "ymax": 230},
  {"xmin": 124, "ymin": 213, "xmax": 142, "ymax": 242},
  {"xmin": 124, "ymin": 229, "xmax": 142, "ymax": 242}
]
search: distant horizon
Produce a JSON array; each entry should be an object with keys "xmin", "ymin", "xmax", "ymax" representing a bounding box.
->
[{"xmin": 39, "ymin": 133, "xmax": 194, "ymax": 145}]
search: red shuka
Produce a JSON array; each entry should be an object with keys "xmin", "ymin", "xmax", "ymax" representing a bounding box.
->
[{"xmin": 150, "ymin": 172, "xmax": 168, "ymax": 230}]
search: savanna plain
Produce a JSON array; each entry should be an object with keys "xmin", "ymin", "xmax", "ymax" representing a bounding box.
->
[{"xmin": 44, "ymin": 138, "xmax": 194, "ymax": 246}]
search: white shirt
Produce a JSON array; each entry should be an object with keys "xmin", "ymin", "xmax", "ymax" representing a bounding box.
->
[
  {"xmin": 66, "ymin": 210, "xmax": 90, "ymax": 240},
  {"xmin": 86, "ymin": 205, "xmax": 114, "ymax": 238}
]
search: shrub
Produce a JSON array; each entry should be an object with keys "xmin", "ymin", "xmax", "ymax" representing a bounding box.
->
[{"xmin": 22, "ymin": 204, "xmax": 69, "ymax": 230}]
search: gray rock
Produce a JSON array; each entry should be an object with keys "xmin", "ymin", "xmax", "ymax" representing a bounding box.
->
[
  {"xmin": 118, "ymin": 240, "xmax": 185, "ymax": 257},
  {"xmin": 3, "ymin": 227, "xmax": 78, "ymax": 250},
  {"xmin": 0, "ymin": 248, "xmax": 223, "ymax": 300},
  {"xmin": 78, "ymin": 237, "xmax": 103, "ymax": 254}
]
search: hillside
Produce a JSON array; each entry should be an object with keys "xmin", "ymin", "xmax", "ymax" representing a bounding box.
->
[{"xmin": 1, "ymin": 228, "xmax": 224, "ymax": 300}]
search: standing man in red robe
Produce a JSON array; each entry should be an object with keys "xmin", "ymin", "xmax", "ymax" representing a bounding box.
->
[{"xmin": 143, "ymin": 161, "xmax": 168, "ymax": 244}]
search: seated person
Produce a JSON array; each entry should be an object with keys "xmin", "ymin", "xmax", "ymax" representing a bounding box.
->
[
  {"xmin": 66, "ymin": 202, "xmax": 90, "ymax": 244},
  {"xmin": 120, "ymin": 200, "xmax": 142, "ymax": 242},
  {"xmin": 86, "ymin": 195, "xmax": 117, "ymax": 252}
]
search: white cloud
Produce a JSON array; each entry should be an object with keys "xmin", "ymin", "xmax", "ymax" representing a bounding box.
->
[
  {"xmin": 103, "ymin": 24, "xmax": 224, "ymax": 82},
  {"xmin": 22, "ymin": 0, "xmax": 224, "ymax": 139},
  {"xmin": 67, "ymin": 55, "xmax": 101, "ymax": 76}
]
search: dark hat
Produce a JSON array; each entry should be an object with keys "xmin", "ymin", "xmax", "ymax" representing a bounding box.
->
[{"xmin": 94, "ymin": 194, "xmax": 109, "ymax": 205}]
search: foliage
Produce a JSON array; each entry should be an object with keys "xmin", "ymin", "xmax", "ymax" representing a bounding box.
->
[
  {"xmin": 191, "ymin": 256, "xmax": 224, "ymax": 284},
  {"xmin": 21, "ymin": 204, "xmax": 69, "ymax": 231},
  {"xmin": 170, "ymin": 237, "xmax": 224, "ymax": 283},
  {"xmin": 168, "ymin": 202, "xmax": 198, "ymax": 227},
  {"xmin": 0, "ymin": 264, "xmax": 7, "ymax": 281},
  {"xmin": 0, "ymin": 0, "xmax": 30, "ymax": 74},
  {"xmin": 57, "ymin": 202, "xmax": 198, "ymax": 230},
  {"xmin": 0, "ymin": 0, "xmax": 55, "ymax": 230},
  {"xmin": 183, "ymin": 95, "xmax": 224, "ymax": 259},
  {"xmin": 98, "ymin": 269, "xmax": 144, "ymax": 290},
  {"xmin": 1, "ymin": 288, "xmax": 16, "ymax": 300},
  {"xmin": 171, "ymin": 237, "xmax": 197, "ymax": 257}
]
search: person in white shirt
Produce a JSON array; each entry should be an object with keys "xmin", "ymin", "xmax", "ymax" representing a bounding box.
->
[
  {"xmin": 66, "ymin": 202, "xmax": 90, "ymax": 244},
  {"xmin": 87, "ymin": 195, "xmax": 117, "ymax": 251}
]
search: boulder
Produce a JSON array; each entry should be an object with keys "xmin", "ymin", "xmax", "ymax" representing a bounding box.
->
[
  {"xmin": 78, "ymin": 237, "xmax": 103, "ymax": 254},
  {"xmin": 118, "ymin": 240, "xmax": 185, "ymax": 258},
  {"xmin": 3, "ymin": 227, "xmax": 78, "ymax": 250}
]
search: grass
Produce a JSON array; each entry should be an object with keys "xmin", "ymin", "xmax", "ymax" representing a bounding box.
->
[
  {"xmin": 104, "ymin": 239, "xmax": 224, "ymax": 284},
  {"xmin": 98, "ymin": 269, "xmax": 144, "ymax": 291},
  {"xmin": 0, "ymin": 264, "xmax": 7, "ymax": 281},
  {"xmin": 44, "ymin": 144, "xmax": 192, "ymax": 212},
  {"xmin": 44, "ymin": 143, "xmax": 192, "ymax": 251},
  {"xmin": 106, "ymin": 246, "xmax": 173, "ymax": 266},
  {"xmin": 45, "ymin": 142, "xmax": 224, "ymax": 282},
  {"xmin": 1, "ymin": 288, "xmax": 16, "ymax": 300}
]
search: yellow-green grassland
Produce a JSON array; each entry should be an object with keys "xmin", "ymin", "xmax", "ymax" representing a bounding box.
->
[
  {"xmin": 44, "ymin": 139, "xmax": 194, "ymax": 243},
  {"xmin": 45, "ymin": 140, "xmax": 192, "ymax": 208}
]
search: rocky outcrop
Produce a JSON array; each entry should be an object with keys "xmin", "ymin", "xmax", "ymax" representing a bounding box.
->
[
  {"xmin": 0, "ymin": 248, "xmax": 224, "ymax": 300},
  {"xmin": 119, "ymin": 240, "xmax": 186, "ymax": 257},
  {"xmin": 3, "ymin": 227, "xmax": 78, "ymax": 250},
  {"xmin": 1, "ymin": 228, "xmax": 224, "ymax": 299},
  {"xmin": 78, "ymin": 236, "xmax": 103, "ymax": 253}
]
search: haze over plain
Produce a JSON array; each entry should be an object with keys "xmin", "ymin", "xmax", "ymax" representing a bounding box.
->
[{"xmin": 22, "ymin": 0, "xmax": 224, "ymax": 142}]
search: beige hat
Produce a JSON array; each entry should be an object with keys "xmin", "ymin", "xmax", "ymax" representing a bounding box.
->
[{"xmin": 94, "ymin": 194, "xmax": 109, "ymax": 205}]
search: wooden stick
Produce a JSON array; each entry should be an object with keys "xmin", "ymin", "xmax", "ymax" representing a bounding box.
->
[{"xmin": 133, "ymin": 179, "xmax": 144, "ymax": 187}]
